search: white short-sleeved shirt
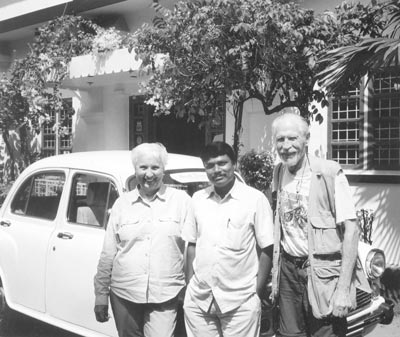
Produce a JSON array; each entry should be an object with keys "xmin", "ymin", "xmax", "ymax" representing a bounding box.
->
[
  {"xmin": 279, "ymin": 166, "xmax": 356, "ymax": 257},
  {"xmin": 182, "ymin": 179, "xmax": 274, "ymax": 313}
]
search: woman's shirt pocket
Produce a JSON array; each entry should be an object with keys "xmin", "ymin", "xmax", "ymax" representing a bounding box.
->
[
  {"xmin": 116, "ymin": 219, "xmax": 143, "ymax": 244},
  {"xmin": 158, "ymin": 216, "xmax": 181, "ymax": 236}
]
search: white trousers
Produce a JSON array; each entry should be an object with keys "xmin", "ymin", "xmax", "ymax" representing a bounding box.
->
[{"xmin": 183, "ymin": 292, "xmax": 261, "ymax": 337}]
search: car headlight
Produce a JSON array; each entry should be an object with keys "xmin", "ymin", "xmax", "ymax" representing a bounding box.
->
[{"xmin": 365, "ymin": 249, "xmax": 386, "ymax": 279}]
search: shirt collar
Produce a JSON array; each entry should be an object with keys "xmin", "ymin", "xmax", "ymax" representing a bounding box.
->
[
  {"xmin": 208, "ymin": 177, "xmax": 241, "ymax": 200},
  {"xmin": 130, "ymin": 183, "xmax": 167, "ymax": 204}
]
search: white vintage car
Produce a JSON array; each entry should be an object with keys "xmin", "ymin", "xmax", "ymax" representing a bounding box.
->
[{"xmin": 0, "ymin": 151, "xmax": 394, "ymax": 337}]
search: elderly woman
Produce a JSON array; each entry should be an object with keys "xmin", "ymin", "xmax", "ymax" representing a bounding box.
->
[{"xmin": 94, "ymin": 142, "xmax": 193, "ymax": 337}]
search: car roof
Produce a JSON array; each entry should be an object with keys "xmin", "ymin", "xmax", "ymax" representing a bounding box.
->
[{"xmin": 27, "ymin": 151, "xmax": 205, "ymax": 179}]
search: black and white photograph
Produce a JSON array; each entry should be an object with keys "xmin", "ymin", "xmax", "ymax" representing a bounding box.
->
[{"xmin": 0, "ymin": 1, "xmax": 399, "ymax": 337}]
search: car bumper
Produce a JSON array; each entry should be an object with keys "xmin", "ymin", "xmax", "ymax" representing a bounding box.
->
[{"xmin": 346, "ymin": 296, "xmax": 394, "ymax": 337}]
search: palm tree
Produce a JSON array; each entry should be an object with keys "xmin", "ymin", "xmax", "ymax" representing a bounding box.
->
[{"xmin": 316, "ymin": 0, "xmax": 400, "ymax": 93}]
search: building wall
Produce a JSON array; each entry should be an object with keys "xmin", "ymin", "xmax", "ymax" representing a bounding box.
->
[
  {"xmin": 72, "ymin": 87, "xmax": 105, "ymax": 152},
  {"xmin": 351, "ymin": 183, "xmax": 400, "ymax": 267}
]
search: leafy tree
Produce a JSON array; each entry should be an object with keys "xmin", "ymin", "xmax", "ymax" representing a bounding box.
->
[
  {"xmin": 0, "ymin": 81, "xmax": 31, "ymax": 181},
  {"xmin": 316, "ymin": 0, "xmax": 395, "ymax": 93},
  {"xmin": 134, "ymin": 0, "xmax": 380, "ymax": 155},
  {"xmin": 238, "ymin": 149, "xmax": 274, "ymax": 193},
  {"xmin": 0, "ymin": 15, "xmax": 97, "ymax": 182}
]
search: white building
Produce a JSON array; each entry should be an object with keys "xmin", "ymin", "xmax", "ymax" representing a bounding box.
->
[{"xmin": 1, "ymin": 0, "xmax": 399, "ymax": 267}]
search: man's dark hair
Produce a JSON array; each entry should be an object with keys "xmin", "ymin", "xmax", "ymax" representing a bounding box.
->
[{"xmin": 200, "ymin": 142, "xmax": 237, "ymax": 164}]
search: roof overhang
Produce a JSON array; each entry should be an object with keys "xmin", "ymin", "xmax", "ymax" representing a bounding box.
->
[
  {"xmin": 0, "ymin": 0, "xmax": 127, "ymax": 34},
  {"xmin": 63, "ymin": 47, "xmax": 166, "ymax": 91}
]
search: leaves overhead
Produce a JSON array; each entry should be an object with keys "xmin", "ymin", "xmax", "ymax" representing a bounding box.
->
[
  {"xmin": 1, "ymin": 15, "xmax": 97, "ymax": 135},
  {"xmin": 0, "ymin": 15, "xmax": 100, "ymax": 180},
  {"xmin": 134, "ymin": 0, "xmax": 379, "ymax": 121},
  {"xmin": 316, "ymin": 0, "xmax": 398, "ymax": 94}
]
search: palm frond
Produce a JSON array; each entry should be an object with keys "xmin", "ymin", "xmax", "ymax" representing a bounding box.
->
[
  {"xmin": 317, "ymin": 38, "xmax": 400, "ymax": 92},
  {"xmin": 316, "ymin": 4, "xmax": 400, "ymax": 94}
]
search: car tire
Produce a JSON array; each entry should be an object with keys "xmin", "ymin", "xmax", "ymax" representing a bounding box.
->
[{"xmin": 0, "ymin": 283, "xmax": 17, "ymax": 334}]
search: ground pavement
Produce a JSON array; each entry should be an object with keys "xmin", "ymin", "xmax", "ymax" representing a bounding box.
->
[{"xmin": 0, "ymin": 310, "xmax": 399, "ymax": 337}]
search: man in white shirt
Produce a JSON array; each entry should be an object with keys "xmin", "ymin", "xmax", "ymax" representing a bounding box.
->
[
  {"xmin": 183, "ymin": 141, "xmax": 274, "ymax": 337},
  {"xmin": 94, "ymin": 143, "xmax": 193, "ymax": 337}
]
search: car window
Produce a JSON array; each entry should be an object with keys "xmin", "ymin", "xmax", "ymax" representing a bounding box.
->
[
  {"xmin": 67, "ymin": 173, "xmax": 119, "ymax": 228},
  {"xmin": 10, "ymin": 171, "xmax": 65, "ymax": 220},
  {"xmin": 127, "ymin": 169, "xmax": 211, "ymax": 197}
]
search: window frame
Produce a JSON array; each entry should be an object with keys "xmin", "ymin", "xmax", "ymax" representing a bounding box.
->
[
  {"xmin": 66, "ymin": 171, "xmax": 119, "ymax": 229},
  {"xmin": 328, "ymin": 85, "xmax": 363, "ymax": 169},
  {"xmin": 10, "ymin": 170, "xmax": 66, "ymax": 221},
  {"xmin": 328, "ymin": 69, "xmax": 400, "ymax": 172},
  {"xmin": 42, "ymin": 98, "xmax": 73, "ymax": 157},
  {"xmin": 369, "ymin": 69, "xmax": 400, "ymax": 170}
]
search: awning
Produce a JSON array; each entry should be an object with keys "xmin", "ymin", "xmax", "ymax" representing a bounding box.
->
[
  {"xmin": 0, "ymin": 0, "xmax": 72, "ymax": 22},
  {"xmin": 63, "ymin": 47, "xmax": 166, "ymax": 90},
  {"xmin": 0, "ymin": 0, "xmax": 127, "ymax": 34},
  {"xmin": 68, "ymin": 48, "xmax": 141, "ymax": 78}
]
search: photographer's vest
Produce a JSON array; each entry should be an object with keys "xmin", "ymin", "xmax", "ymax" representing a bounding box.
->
[{"xmin": 271, "ymin": 157, "xmax": 371, "ymax": 319}]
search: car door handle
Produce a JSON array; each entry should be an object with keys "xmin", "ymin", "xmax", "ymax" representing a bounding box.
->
[
  {"xmin": 57, "ymin": 232, "xmax": 74, "ymax": 239},
  {"xmin": 0, "ymin": 220, "xmax": 11, "ymax": 227}
]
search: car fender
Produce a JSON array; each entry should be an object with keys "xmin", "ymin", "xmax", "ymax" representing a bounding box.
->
[{"xmin": 0, "ymin": 232, "xmax": 18, "ymax": 308}]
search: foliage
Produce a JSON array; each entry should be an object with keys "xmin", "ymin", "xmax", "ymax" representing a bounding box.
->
[
  {"xmin": 238, "ymin": 149, "xmax": 274, "ymax": 192},
  {"xmin": 316, "ymin": 0, "xmax": 397, "ymax": 94},
  {"xmin": 91, "ymin": 26, "xmax": 132, "ymax": 54},
  {"xmin": 0, "ymin": 15, "xmax": 134, "ymax": 182},
  {"xmin": 9, "ymin": 15, "xmax": 98, "ymax": 129},
  {"xmin": 133, "ymin": 0, "xmax": 383, "ymax": 155},
  {"xmin": 0, "ymin": 15, "xmax": 99, "ymax": 181},
  {"xmin": 0, "ymin": 181, "xmax": 13, "ymax": 208}
]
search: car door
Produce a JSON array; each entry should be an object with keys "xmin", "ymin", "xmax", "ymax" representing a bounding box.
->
[
  {"xmin": 45, "ymin": 171, "xmax": 119, "ymax": 336},
  {"xmin": 0, "ymin": 170, "xmax": 66, "ymax": 312}
]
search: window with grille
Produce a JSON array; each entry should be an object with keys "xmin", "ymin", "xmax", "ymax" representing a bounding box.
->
[
  {"xmin": 371, "ymin": 71, "xmax": 400, "ymax": 169},
  {"xmin": 42, "ymin": 98, "xmax": 73, "ymax": 157},
  {"xmin": 329, "ymin": 69, "xmax": 400, "ymax": 170},
  {"xmin": 330, "ymin": 88, "xmax": 361, "ymax": 166}
]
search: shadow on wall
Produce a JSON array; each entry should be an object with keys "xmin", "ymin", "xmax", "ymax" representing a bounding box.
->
[{"xmin": 351, "ymin": 183, "xmax": 400, "ymax": 268}]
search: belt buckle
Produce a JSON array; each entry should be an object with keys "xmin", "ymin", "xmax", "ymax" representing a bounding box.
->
[
  {"xmin": 301, "ymin": 259, "xmax": 310, "ymax": 269},
  {"xmin": 294, "ymin": 257, "xmax": 307, "ymax": 269}
]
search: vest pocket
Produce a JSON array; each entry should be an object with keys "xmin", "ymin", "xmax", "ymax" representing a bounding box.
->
[
  {"xmin": 310, "ymin": 216, "xmax": 341, "ymax": 255},
  {"xmin": 308, "ymin": 263, "xmax": 341, "ymax": 318}
]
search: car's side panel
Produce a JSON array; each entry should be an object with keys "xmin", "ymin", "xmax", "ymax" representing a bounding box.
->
[
  {"xmin": 45, "ymin": 170, "xmax": 120, "ymax": 337},
  {"xmin": 0, "ymin": 169, "xmax": 66, "ymax": 312},
  {"xmin": 46, "ymin": 223, "xmax": 117, "ymax": 337},
  {"xmin": 3, "ymin": 215, "xmax": 57, "ymax": 312}
]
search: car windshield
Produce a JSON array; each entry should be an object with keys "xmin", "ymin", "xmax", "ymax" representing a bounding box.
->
[{"xmin": 127, "ymin": 169, "xmax": 211, "ymax": 196}]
